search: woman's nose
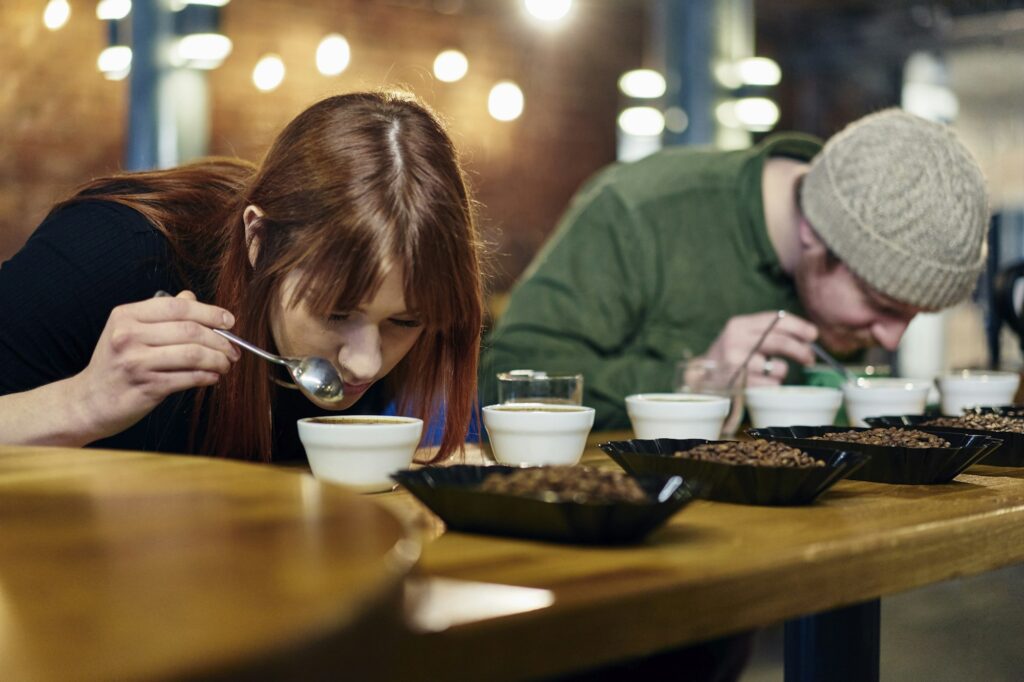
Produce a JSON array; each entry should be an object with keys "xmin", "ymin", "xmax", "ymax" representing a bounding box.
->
[{"xmin": 337, "ymin": 324, "xmax": 382, "ymax": 384}]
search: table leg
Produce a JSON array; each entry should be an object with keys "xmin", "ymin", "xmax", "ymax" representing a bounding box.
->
[{"xmin": 783, "ymin": 599, "xmax": 880, "ymax": 682}]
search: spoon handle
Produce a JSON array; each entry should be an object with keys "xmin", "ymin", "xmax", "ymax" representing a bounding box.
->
[
  {"xmin": 727, "ymin": 310, "xmax": 785, "ymax": 388},
  {"xmin": 810, "ymin": 342, "xmax": 857, "ymax": 383},
  {"xmin": 153, "ymin": 290, "xmax": 289, "ymax": 368},
  {"xmin": 212, "ymin": 328, "xmax": 290, "ymax": 367}
]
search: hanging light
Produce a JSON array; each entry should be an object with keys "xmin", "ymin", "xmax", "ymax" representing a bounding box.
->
[
  {"xmin": 716, "ymin": 57, "xmax": 782, "ymax": 88},
  {"xmin": 97, "ymin": 45, "xmax": 132, "ymax": 80},
  {"xmin": 170, "ymin": 1, "xmax": 232, "ymax": 69},
  {"xmin": 96, "ymin": 0, "xmax": 131, "ymax": 21},
  {"xmin": 169, "ymin": 0, "xmax": 229, "ymax": 8},
  {"xmin": 735, "ymin": 57, "xmax": 781, "ymax": 86},
  {"xmin": 488, "ymin": 81, "xmax": 524, "ymax": 122},
  {"xmin": 717, "ymin": 98, "xmax": 779, "ymax": 132},
  {"xmin": 253, "ymin": 54, "xmax": 285, "ymax": 92},
  {"xmin": 316, "ymin": 34, "xmax": 351, "ymax": 76},
  {"xmin": 433, "ymin": 49, "xmax": 468, "ymax": 83},
  {"xmin": 43, "ymin": 0, "xmax": 71, "ymax": 30},
  {"xmin": 172, "ymin": 33, "xmax": 232, "ymax": 69},
  {"xmin": 617, "ymin": 107, "xmax": 665, "ymax": 137},
  {"xmin": 618, "ymin": 69, "xmax": 666, "ymax": 99},
  {"xmin": 664, "ymin": 106, "xmax": 689, "ymax": 134},
  {"xmin": 523, "ymin": 0, "xmax": 571, "ymax": 23}
]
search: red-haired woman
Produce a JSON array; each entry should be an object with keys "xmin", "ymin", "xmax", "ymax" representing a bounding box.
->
[{"xmin": 0, "ymin": 91, "xmax": 483, "ymax": 462}]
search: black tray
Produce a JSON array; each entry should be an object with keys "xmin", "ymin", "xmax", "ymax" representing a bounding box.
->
[
  {"xmin": 974, "ymin": 404, "xmax": 1024, "ymax": 418},
  {"xmin": 597, "ymin": 438, "xmax": 867, "ymax": 506},
  {"xmin": 391, "ymin": 465, "xmax": 695, "ymax": 545},
  {"xmin": 865, "ymin": 415, "xmax": 1022, "ymax": 467},
  {"xmin": 751, "ymin": 425, "xmax": 1001, "ymax": 483}
]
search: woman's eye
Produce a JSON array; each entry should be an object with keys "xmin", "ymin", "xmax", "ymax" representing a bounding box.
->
[
  {"xmin": 390, "ymin": 318, "xmax": 422, "ymax": 329},
  {"xmin": 327, "ymin": 312, "xmax": 350, "ymax": 323}
]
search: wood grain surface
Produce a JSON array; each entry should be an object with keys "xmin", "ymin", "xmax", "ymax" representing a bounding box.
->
[
  {"xmin": 6, "ymin": 434, "xmax": 1024, "ymax": 681},
  {"xmin": 0, "ymin": 446, "xmax": 417, "ymax": 682},
  {"xmin": 385, "ymin": 431, "xmax": 1024, "ymax": 681}
]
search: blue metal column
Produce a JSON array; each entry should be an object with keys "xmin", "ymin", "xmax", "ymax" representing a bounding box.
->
[
  {"xmin": 655, "ymin": 0, "xmax": 716, "ymax": 146},
  {"xmin": 126, "ymin": 0, "xmax": 172, "ymax": 171},
  {"xmin": 784, "ymin": 599, "xmax": 881, "ymax": 682}
]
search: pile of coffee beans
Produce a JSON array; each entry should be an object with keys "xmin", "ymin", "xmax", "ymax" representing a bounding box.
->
[
  {"xmin": 479, "ymin": 466, "xmax": 649, "ymax": 504},
  {"xmin": 925, "ymin": 413, "xmax": 1024, "ymax": 433},
  {"xmin": 812, "ymin": 427, "xmax": 950, "ymax": 448},
  {"xmin": 675, "ymin": 440, "xmax": 824, "ymax": 468}
]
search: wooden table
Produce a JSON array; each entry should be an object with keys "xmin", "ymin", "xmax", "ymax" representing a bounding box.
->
[
  {"xmin": 0, "ymin": 446, "xmax": 417, "ymax": 681},
  {"xmin": 5, "ymin": 436, "xmax": 1024, "ymax": 681},
  {"xmin": 381, "ymin": 431, "xmax": 1024, "ymax": 681}
]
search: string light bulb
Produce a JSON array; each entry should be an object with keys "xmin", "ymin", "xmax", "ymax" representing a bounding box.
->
[
  {"xmin": 316, "ymin": 34, "xmax": 351, "ymax": 76},
  {"xmin": 253, "ymin": 54, "xmax": 285, "ymax": 92},
  {"xmin": 433, "ymin": 49, "xmax": 468, "ymax": 83},
  {"xmin": 43, "ymin": 0, "xmax": 71, "ymax": 30}
]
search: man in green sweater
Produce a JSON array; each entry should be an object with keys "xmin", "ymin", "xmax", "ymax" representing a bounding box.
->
[{"xmin": 481, "ymin": 109, "xmax": 990, "ymax": 429}]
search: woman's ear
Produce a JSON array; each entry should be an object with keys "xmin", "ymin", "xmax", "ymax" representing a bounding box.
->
[{"xmin": 242, "ymin": 205, "xmax": 265, "ymax": 267}]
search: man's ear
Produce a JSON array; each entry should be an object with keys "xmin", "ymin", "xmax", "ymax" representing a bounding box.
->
[
  {"xmin": 798, "ymin": 216, "xmax": 826, "ymax": 253},
  {"xmin": 242, "ymin": 205, "xmax": 264, "ymax": 267}
]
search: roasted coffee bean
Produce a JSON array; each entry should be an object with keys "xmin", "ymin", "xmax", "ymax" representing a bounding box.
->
[
  {"xmin": 479, "ymin": 466, "xmax": 649, "ymax": 504},
  {"xmin": 811, "ymin": 427, "xmax": 950, "ymax": 448},
  {"xmin": 675, "ymin": 440, "xmax": 824, "ymax": 468},
  {"xmin": 925, "ymin": 413, "xmax": 1024, "ymax": 434}
]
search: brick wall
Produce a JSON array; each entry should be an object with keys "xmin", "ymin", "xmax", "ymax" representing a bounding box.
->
[{"xmin": 1, "ymin": 0, "xmax": 644, "ymax": 293}]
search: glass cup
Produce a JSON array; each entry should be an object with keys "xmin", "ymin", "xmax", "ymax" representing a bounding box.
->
[
  {"xmin": 496, "ymin": 370, "xmax": 584, "ymax": 406},
  {"xmin": 673, "ymin": 358, "xmax": 746, "ymax": 437}
]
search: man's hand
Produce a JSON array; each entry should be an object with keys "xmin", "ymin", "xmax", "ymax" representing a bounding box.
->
[{"xmin": 701, "ymin": 311, "xmax": 818, "ymax": 387}]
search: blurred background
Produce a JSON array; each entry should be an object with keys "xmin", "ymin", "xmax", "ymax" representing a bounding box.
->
[
  {"xmin": 4, "ymin": 0, "xmax": 1024, "ymax": 378},
  {"xmin": 3, "ymin": 2, "xmax": 1024, "ymax": 679}
]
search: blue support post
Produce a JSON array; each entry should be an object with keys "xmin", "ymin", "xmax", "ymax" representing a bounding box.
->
[
  {"xmin": 655, "ymin": 0, "xmax": 716, "ymax": 146},
  {"xmin": 784, "ymin": 599, "xmax": 881, "ymax": 682},
  {"xmin": 126, "ymin": 0, "xmax": 171, "ymax": 171}
]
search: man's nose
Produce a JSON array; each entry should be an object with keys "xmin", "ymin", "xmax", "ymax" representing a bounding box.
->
[
  {"xmin": 337, "ymin": 324, "xmax": 382, "ymax": 384},
  {"xmin": 872, "ymin": 316, "xmax": 914, "ymax": 351}
]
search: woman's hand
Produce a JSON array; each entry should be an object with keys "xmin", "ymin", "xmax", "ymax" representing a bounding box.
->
[
  {"xmin": 71, "ymin": 290, "xmax": 241, "ymax": 442},
  {"xmin": 701, "ymin": 311, "xmax": 818, "ymax": 387}
]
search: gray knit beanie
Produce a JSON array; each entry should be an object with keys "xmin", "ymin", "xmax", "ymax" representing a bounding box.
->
[{"xmin": 800, "ymin": 108, "xmax": 989, "ymax": 309}]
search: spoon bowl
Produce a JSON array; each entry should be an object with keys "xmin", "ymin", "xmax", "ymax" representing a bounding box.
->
[{"xmin": 154, "ymin": 291, "xmax": 345, "ymax": 405}]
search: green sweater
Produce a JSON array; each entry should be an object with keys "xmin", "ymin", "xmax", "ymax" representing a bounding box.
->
[{"xmin": 481, "ymin": 134, "xmax": 823, "ymax": 430}]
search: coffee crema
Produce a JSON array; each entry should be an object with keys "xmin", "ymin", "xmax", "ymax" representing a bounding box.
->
[
  {"xmin": 305, "ymin": 417, "xmax": 416, "ymax": 425},
  {"xmin": 640, "ymin": 396, "xmax": 717, "ymax": 403},
  {"xmin": 490, "ymin": 406, "xmax": 588, "ymax": 413}
]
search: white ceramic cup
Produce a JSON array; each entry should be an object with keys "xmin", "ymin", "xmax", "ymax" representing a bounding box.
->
[
  {"xmin": 938, "ymin": 370, "xmax": 1021, "ymax": 416},
  {"xmin": 624, "ymin": 393, "xmax": 730, "ymax": 440},
  {"xmin": 482, "ymin": 403, "xmax": 596, "ymax": 466},
  {"xmin": 297, "ymin": 416, "xmax": 423, "ymax": 493},
  {"xmin": 744, "ymin": 386, "xmax": 843, "ymax": 428},
  {"xmin": 841, "ymin": 378, "xmax": 933, "ymax": 427}
]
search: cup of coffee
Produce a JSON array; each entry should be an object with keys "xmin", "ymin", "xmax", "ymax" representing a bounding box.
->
[
  {"xmin": 744, "ymin": 386, "xmax": 843, "ymax": 428},
  {"xmin": 673, "ymin": 358, "xmax": 745, "ymax": 436},
  {"xmin": 481, "ymin": 403, "xmax": 596, "ymax": 466},
  {"xmin": 625, "ymin": 393, "xmax": 731, "ymax": 440},
  {"xmin": 841, "ymin": 378, "xmax": 932, "ymax": 427},
  {"xmin": 297, "ymin": 416, "xmax": 423, "ymax": 493},
  {"xmin": 938, "ymin": 370, "xmax": 1020, "ymax": 416},
  {"xmin": 496, "ymin": 369, "xmax": 583, "ymax": 405}
]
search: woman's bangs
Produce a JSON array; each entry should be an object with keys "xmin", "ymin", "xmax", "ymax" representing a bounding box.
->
[
  {"xmin": 290, "ymin": 241, "xmax": 390, "ymax": 317},
  {"xmin": 402, "ymin": 225, "xmax": 474, "ymax": 334}
]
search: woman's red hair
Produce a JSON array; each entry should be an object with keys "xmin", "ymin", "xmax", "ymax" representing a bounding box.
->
[{"xmin": 58, "ymin": 91, "xmax": 483, "ymax": 462}]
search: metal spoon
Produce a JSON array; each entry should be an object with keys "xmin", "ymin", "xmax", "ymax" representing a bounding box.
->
[
  {"xmin": 154, "ymin": 291, "xmax": 345, "ymax": 405},
  {"xmin": 726, "ymin": 310, "xmax": 786, "ymax": 388},
  {"xmin": 810, "ymin": 341, "xmax": 859, "ymax": 385}
]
